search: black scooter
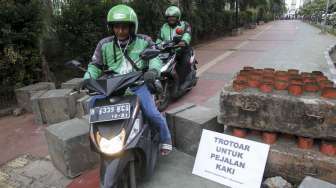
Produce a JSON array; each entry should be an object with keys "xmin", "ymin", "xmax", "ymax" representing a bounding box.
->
[
  {"xmin": 66, "ymin": 48, "xmax": 162, "ymax": 188},
  {"xmin": 155, "ymin": 34, "xmax": 198, "ymax": 111}
]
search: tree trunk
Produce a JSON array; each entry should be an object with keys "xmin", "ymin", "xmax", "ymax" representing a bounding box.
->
[
  {"xmin": 39, "ymin": 39, "xmax": 53, "ymax": 82},
  {"xmin": 39, "ymin": 0, "xmax": 55, "ymax": 82}
]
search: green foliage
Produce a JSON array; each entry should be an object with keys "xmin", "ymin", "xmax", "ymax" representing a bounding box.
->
[
  {"xmin": 129, "ymin": 0, "xmax": 169, "ymax": 38},
  {"xmin": 0, "ymin": 0, "xmax": 45, "ymax": 88},
  {"xmin": 180, "ymin": 0, "xmax": 236, "ymax": 41},
  {"xmin": 240, "ymin": 0, "xmax": 286, "ymax": 21},
  {"xmin": 53, "ymin": 0, "xmax": 114, "ymax": 63},
  {"xmin": 299, "ymin": 0, "xmax": 326, "ymax": 16}
]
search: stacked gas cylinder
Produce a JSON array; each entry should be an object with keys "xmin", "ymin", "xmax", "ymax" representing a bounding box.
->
[{"xmin": 218, "ymin": 66, "xmax": 336, "ymax": 156}]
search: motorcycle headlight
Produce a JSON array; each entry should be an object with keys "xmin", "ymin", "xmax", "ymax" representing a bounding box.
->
[{"xmin": 96, "ymin": 129, "xmax": 126, "ymax": 155}]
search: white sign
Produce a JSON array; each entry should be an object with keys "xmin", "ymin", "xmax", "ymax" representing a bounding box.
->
[{"xmin": 192, "ymin": 129, "xmax": 270, "ymax": 188}]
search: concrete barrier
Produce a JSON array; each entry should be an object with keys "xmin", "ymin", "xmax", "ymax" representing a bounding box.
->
[
  {"xmin": 299, "ymin": 176, "xmax": 336, "ymax": 188},
  {"xmin": 61, "ymin": 78, "xmax": 83, "ymax": 90},
  {"xmin": 167, "ymin": 105, "xmax": 223, "ymax": 156},
  {"xmin": 75, "ymin": 95, "xmax": 90, "ymax": 118},
  {"xmin": 165, "ymin": 103, "xmax": 196, "ymax": 146},
  {"xmin": 39, "ymin": 89, "xmax": 79, "ymax": 125},
  {"xmin": 15, "ymin": 82, "xmax": 55, "ymax": 112},
  {"xmin": 45, "ymin": 117, "xmax": 99, "ymax": 178},
  {"xmin": 30, "ymin": 90, "xmax": 48, "ymax": 125}
]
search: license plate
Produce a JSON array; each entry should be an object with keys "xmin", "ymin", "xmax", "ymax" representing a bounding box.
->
[{"xmin": 89, "ymin": 103, "xmax": 131, "ymax": 123}]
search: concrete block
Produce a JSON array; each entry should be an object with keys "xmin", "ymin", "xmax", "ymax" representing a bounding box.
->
[
  {"xmin": 15, "ymin": 82, "xmax": 55, "ymax": 112},
  {"xmin": 165, "ymin": 103, "xmax": 196, "ymax": 146},
  {"xmin": 39, "ymin": 89, "xmax": 78, "ymax": 125},
  {"xmin": 269, "ymin": 143, "xmax": 336, "ymax": 184},
  {"xmin": 30, "ymin": 90, "xmax": 48, "ymax": 125},
  {"xmin": 299, "ymin": 176, "xmax": 336, "ymax": 188},
  {"xmin": 61, "ymin": 78, "xmax": 83, "ymax": 90},
  {"xmin": 218, "ymin": 86, "xmax": 336, "ymax": 140},
  {"xmin": 75, "ymin": 95, "xmax": 90, "ymax": 118},
  {"xmin": 172, "ymin": 105, "xmax": 223, "ymax": 156},
  {"xmin": 203, "ymin": 93, "xmax": 220, "ymax": 112},
  {"xmin": 45, "ymin": 118, "xmax": 99, "ymax": 178}
]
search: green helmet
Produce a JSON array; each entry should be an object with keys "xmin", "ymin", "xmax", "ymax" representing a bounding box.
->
[
  {"xmin": 107, "ymin": 4, "xmax": 138, "ymax": 34},
  {"xmin": 165, "ymin": 6, "xmax": 181, "ymax": 20}
]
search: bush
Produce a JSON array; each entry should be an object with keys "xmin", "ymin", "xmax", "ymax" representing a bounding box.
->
[
  {"xmin": 130, "ymin": 0, "xmax": 169, "ymax": 38},
  {"xmin": 180, "ymin": 0, "xmax": 236, "ymax": 42},
  {"xmin": 49, "ymin": 0, "xmax": 118, "ymax": 84},
  {"xmin": 0, "ymin": 0, "xmax": 45, "ymax": 88},
  {"xmin": 53, "ymin": 0, "xmax": 112, "ymax": 62}
]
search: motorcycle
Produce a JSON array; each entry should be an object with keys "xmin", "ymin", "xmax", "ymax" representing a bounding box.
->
[
  {"xmin": 66, "ymin": 48, "xmax": 163, "ymax": 188},
  {"xmin": 155, "ymin": 31, "xmax": 198, "ymax": 111}
]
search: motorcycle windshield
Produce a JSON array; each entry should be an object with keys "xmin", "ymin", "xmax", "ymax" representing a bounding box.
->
[{"xmin": 85, "ymin": 71, "xmax": 143, "ymax": 96}]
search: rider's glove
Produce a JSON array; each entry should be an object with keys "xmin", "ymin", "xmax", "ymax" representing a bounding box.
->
[{"xmin": 144, "ymin": 69, "xmax": 159, "ymax": 84}]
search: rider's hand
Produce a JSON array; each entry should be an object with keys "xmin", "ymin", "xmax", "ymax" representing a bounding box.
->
[
  {"xmin": 144, "ymin": 70, "xmax": 159, "ymax": 84},
  {"xmin": 177, "ymin": 41, "xmax": 187, "ymax": 47}
]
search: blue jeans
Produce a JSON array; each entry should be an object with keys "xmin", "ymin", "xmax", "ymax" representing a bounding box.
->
[{"xmin": 131, "ymin": 85, "xmax": 172, "ymax": 145}]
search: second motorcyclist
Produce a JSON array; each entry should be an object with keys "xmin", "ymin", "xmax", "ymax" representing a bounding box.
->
[{"xmin": 156, "ymin": 5, "xmax": 195, "ymax": 90}]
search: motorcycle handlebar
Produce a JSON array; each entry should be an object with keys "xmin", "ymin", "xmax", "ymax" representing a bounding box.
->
[{"xmin": 157, "ymin": 42, "xmax": 180, "ymax": 51}]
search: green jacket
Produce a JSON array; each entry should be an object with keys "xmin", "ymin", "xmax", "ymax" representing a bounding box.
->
[
  {"xmin": 84, "ymin": 34, "xmax": 162, "ymax": 79},
  {"xmin": 156, "ymin": 21, "xmax": 192, "ymax": 45}
]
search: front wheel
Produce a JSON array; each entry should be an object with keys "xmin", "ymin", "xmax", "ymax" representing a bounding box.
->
[
  {"xmin": 115, "ymin": 160, "xmax": 136, "ymax": 188},
  {"xmin": 155, "ymin": 81, "xmax": 170, "ymax": 112},
  {"xmin": 129, "ymin": 160, "xmax": 136, "ymax": 188}
]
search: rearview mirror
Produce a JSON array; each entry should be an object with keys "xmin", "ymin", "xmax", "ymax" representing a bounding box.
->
[
  {"xmin": 140, "ymin": 48, "xmax": 160, "ymax": 61},
  {"xmin": 65, "ymin": 60, "xmax": 87, "ymax": 72},
  {"xmin": 65, "ymin": 60, "xmax": 82, "ymax": 68}
]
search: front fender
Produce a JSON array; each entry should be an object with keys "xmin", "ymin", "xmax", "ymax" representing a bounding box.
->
[{"xmin": 100, "ymin": 152, "xmax": 134, "ymax": 188}]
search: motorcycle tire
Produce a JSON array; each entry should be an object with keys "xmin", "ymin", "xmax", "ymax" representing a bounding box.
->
[
  {"xmin": 113, "ymin": 161, "xmax": 136, "ymax": 188},
  {"xmin": 156, "ymin": 82, "xmax": 170, "ymax": 112}
]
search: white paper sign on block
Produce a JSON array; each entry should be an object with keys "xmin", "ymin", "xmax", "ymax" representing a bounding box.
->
[{"xmin": 192, "ymin": 129, "xmax": 270, "ymax": 188}]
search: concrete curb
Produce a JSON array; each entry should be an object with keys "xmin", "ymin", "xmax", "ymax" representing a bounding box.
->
[
  {"xmin": 324, "ymin": 44, "xmax": 336, "ymax": 84},
  {"xmin": 166, "ymin": 104, "xmax": 223, "ymax": 156}
]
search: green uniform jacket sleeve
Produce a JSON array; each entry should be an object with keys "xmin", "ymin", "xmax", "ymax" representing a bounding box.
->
[
  {"xmin": 137, "ymin": 34, "xmax": 163, "ymax": 74},
  {"xmin": 182, "ymin": 21, "xmax": 192, "ymax": 45},
  {"xmin": 148, "ymin": 56, "xmax": 163, "ymax": 75},
  {"xmin": 83, "ymin": 37, "xmax": 114, "ymax": 79},
  {"xmin": 156, "ymin": 26, "xmax": 164, "ymax": 44},
  {"xmin": 84, "ymin": 64, "xmax": 102, "ymax": 79}
]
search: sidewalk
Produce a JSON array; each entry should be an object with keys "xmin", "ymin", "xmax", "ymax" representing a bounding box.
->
[{"xmin": 168, "ymin": 20, "xmax": 336, "ymax": 110}]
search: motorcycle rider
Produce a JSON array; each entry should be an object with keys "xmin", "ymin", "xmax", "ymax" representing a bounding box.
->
[
  {"xmin": 156, "ymin": 5, "xmax": 195, "ymax": 90},
  {"xmin": 83, "ymin": 4, "xmax": 172, "ymax": 155}
]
